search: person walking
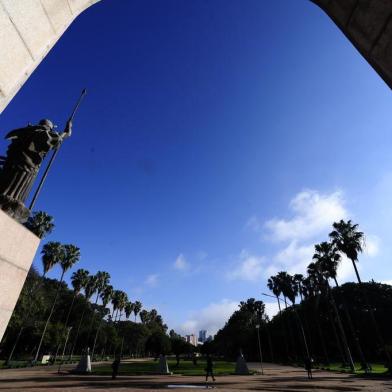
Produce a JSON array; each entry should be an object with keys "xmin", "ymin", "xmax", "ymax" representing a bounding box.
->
[
  {"xmin": 205, "ymin": 354, "xmax": 215, "ymax": 382},
  {"xmin": 304, "ymin": 357, "xmax": 313, "ymax": 379},
  {"xmin": 111, "ymin": 357, "xmax": 121, "ymax": 380}
]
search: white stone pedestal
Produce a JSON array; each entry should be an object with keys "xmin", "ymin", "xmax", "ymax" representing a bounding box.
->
[
  {"xmin": 74, "ymin": 354, "xmax": 92, "ymax": 373},
  {"xmin": 235, "ymin": 353, "xmax": 249, "ymax": 375},
  {"xmin": 0, "ymin": 210, "xmax": 40, "ymax": 341},
  {"xmin": 157, "ymin": 354, "xmax": 170, "ymax": 374}
]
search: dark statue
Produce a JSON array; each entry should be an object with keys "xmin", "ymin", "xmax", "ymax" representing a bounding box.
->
[{"xmin": 0, "ymin": 119, "xmax": 72, "ymax": 222}]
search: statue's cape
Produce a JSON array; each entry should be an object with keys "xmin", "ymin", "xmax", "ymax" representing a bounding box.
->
[{"xmin": 5, "ymin": 125, "xmax": 42, "ymax": 140}]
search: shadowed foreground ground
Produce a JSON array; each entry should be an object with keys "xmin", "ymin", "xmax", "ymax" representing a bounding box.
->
[{"xmin": 0, "ymin": 361, "xmax": 391, "ymax": 391}]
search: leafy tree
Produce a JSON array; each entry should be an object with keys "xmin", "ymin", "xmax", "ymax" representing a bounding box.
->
[{"xmin": 146, "ymin": 331, "xmax": 171, "ymax": 357}]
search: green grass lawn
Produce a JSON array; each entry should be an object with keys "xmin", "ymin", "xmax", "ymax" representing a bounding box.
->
[
  {"xmin": 93, "ymin": 359, "xmax": 244, "ymax": 376},
  {"xmin": 315, "ymin": 362, "xmax": 389, "ymax": 375}
]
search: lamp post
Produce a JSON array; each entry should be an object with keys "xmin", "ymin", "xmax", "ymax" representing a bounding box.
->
[{"xmin": 255, "ymin": 324, "xmax": 264, "ymax": 375}]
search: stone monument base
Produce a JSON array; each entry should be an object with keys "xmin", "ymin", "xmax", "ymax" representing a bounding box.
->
[
  {"xmin": 0, "ymin": 195, "xmax": 30, "ymax": 223},
  {"xmin": 0, "ymin": 209, "xmax": 40, "ymax": 341},
  {"xmin": 157, "ymin": 354, "xmax": 170, "ymax": 374},
  {"xmin": 73, "ymin": 354, "xmax": 92, "ymax": 374},
  {"xmin": 235, "ymin": 354, "xmax": 249, "ymax": 375}
]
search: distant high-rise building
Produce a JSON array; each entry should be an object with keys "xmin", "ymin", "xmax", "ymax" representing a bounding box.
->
[
  {"xmin": 198, "ymin": 330, "xmax": 207, "ymax": 343},
  {"xmin": 206, "ymin": 335, "xmax": 213, "ymax": 342},
  {"xmin": 185, "ymin": 334, "xmax": 198, "ymax": 346}
]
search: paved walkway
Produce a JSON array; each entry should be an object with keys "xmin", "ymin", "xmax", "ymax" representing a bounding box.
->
[{"xmin": 0, "ymin": 361, "xmax": 391, "ymax": 391}]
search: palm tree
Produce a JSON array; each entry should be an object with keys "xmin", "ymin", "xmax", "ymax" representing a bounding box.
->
[
  {"xmin": 329, "ymin": 220, "xmax": 363, "ymax": 283},
  {"xmin": 25, "ymin": 211, "xmax": 55, "ymax": 239},
  {"xmin": 67, "ymin": 269, "xmax": 90, "ymax": 326},
  {"xmin": 330, "ymin": 220, "xmax": 391, "ymax": 367},
  {"xmin": 313, "ymin": 244, "xmax": 368, "ymax": 369},
  {"xmin": 41, "ymin": 241, "xmax": 64, "ymax": 277},
  {"xmin": 69, "ymin": 274, "xmax": 96, "ymax": 359},
  {"xmin": 116, "ymin": 291, "xmax": 128, "ymax": 321},
  {"xmin": 54, "ymin": 268, "xmax": 89, "ymax": 362},
  {"xmin": 87, "ymin": 271, "xmax": 111, "ymax": 342},
  {"xmin": 313, "ymin": 241, "xmax": 341, "ymax": 287},
  {"xmin": 267, "ymin": 277, "xmax": 282, "ymax": 313},
  {"xmin": 276, "ymin": 271, "xmax": 296, "ymax": 306},
  {"xmin": 91, "ymin": 285, "xmax": 113, "ymax": 359},
  {"xmin": 34, "ymin": 244, "xmax": 80, "ymax": 361},
  {"xmin": 125, "ymin": 301, "xmax": 134, "ymax": 320},
  {"xmin": 111, "ymin": 290, "xmax": 122, "ymax": 321},
  {"xmin": 293, "ymin": 274, "xmax": 305, "ymax": 302},
  {"xmin": 133, "ymin": 300, "xmax": 142, "ymax": 322},
  {"xmin": 7, "ymin": 241, "xmax": 63, "ymax": 363},
  {"xmin": 307, "ymin": 260, "xmax": 355, "ymax": 371}
]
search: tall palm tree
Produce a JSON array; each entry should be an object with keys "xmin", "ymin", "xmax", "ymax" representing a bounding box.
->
[
  {"xmin": 66, "ymin": 269, "xmax": 90, "ymax": 326},
  {"xmin": 111, "ymin": 290, "xmax": 122, "ymax": 321},
  {"xmin": 307, "ymin": 260, "xmax": 355, "ymax": 371},
  {"xmin": 133, "ymin": 300, "xmax": 142, "ymax": 322},
  {"xmin": 329, "ymin": 220, "xmax": 363, "ymax": 283},
  {"xmin": 293, "ymin": 274, "xmax": 305, "ymax": 302},
  {"xmin": 87, "ymin": 271, "xmax": 111, "ymax": 342},
  {"xmin": 34, "ymin": 244, "xmax": 80, "ymax": 361},
  {"xmin": 329, "ymin": 220, "xmax": 391, "ymax": 367},
  {"xmin": 313, "ymin": 242, "xmax": 341, "ymax": 287},
  {"xmin": 116, "ymin": 291, "xmax": 128, "ymax": 322},
  {"xmin": 25, "ymin": 211, "xmax": 55, "ymax": 239},
  {"xmin": 6, "ymin": 242, "xmax": 63, "ymax": 364},
  {"xmin": 91, "ymin": 285, "xmax": 113, "ymax": 359},
  {"xmin": 267, "ymin": 277, "xmax": 282, "ymax": 313},
  {"xmin": 125, "ymin": 301, "xmax": 134, "ymax": 320},
  {"xmin": 312, "ymin": 244, "xmax": 368, "ymax": 369},
  {"xmin": 276, "ymin": 271, "xmax": 296, "ymax": 306},
  {"xmin": 54, "ymin": 268, "xmax": 89, "ymax": 362},
  {"xmin": 41, "ymin": 241, "xmax": 64, "ymax": 277},
  {"xmin": 69, "ymin": 274, "xmax": 96, "ymax": 359}
]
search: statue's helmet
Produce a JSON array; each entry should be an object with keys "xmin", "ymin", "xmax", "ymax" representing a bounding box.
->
[{"xmin": 39, "ymin": 119, "xmax": 56, "ymax": 129}]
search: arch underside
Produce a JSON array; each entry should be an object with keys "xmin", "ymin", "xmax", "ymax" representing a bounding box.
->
[
  {"xmin": 312, "ymin": 0, "xmax": 392, "ymax": 89},
  {"xmin": 0, "ymin": 0, "xmax": 101, "ymax": 114}
]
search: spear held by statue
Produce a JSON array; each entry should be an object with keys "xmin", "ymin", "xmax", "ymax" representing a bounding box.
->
[{"xmin": 28, "ymin": 89, "xmax": 87, "ymax": 210}]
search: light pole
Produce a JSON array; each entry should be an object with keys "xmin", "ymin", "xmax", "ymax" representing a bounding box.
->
[{"xmin": 256, "ymin": 324, "xmax": 264, "ymax": 375}]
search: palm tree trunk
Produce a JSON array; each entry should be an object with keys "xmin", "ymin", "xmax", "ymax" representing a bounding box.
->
[
  {"xmin": 327, "ymin": 306, "xmax": 346, "ymax": 365},
  {"xmin": 351, "ymin": 258, "xmax": 391, "ymax": 366},
  {"xmin": 328, "ymin": 287, "xmax": 355, "ymax": 371},
  {"xmin": 276, "ymin": 296, "xmax": 282, "ymax": 313},
  {"xmin": 7, "ymin": 274, "xmax": 44, "ymax": 363},
  {"xmin": 334, "ymin": 274, "xmax": 370, "ymax": 369},
  {"xmin": 86, "ymin": 293, "xmax": 99, "ymax": 345},
  {"xmin": 91, "ymin": 320, "xmax": 103, "ymax": 359},
  {"xmin": 6, "ymin": 326, "xmax": 24, "ymax": 365},
  {"xmin": 351, "ymin": 259, "xmax": 362, "ymax": 284},
  {"xmin": 69, "ymin": 306, "xmax": 87, "ymax": 360},
  {"xmin": 53, "ymin": 293, "xmax": 77, "ymax": 363},
  {"xmin": 34, "ymin": 270, "xmax": 65, "ymax": 362}
]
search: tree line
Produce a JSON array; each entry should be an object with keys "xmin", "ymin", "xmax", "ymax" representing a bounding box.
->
[
  {"xmin": 207, "ymin": 220, "xmax": 392, "ymax": 373},
  {"xmin": 0, "ymin": 211, "xmax": 176, "ymax": 364}
]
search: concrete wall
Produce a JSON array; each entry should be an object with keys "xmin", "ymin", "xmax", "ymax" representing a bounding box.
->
[
  {"xmin": 0, "ymin": 0, "xmax": 101, "ymax": 113},
  {"xmin": 0, "ymin": 209, "xmax": 40, "ymax": 341}
]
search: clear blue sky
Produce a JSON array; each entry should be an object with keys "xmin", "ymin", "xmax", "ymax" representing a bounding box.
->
[{"xmin": 1, "ymin": 0, "xmax": 391, "ymax": 335}]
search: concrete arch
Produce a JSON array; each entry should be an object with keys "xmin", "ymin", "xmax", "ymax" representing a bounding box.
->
[{"xmin": 0, "ymin": 0, "xmax": 101, "ymax": 113}]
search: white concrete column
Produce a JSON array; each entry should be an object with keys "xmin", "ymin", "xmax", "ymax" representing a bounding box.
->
[
  {"xmin": 0, "ymin": 0, "xmax": 101, "ymax": 113},
  {"xmin": 0, "ymin": 209, "xmax": 40, "ymax": 341}
]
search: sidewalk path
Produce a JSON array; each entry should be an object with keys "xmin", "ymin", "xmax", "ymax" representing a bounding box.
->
[{"xmin": 0, "ymin": 361, "xmax": 391, "ymax": 391}]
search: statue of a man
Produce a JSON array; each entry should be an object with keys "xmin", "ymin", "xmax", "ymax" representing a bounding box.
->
[{"xmin": 0, "ymin": 119, "xmax": 72, "ymax": 221}]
